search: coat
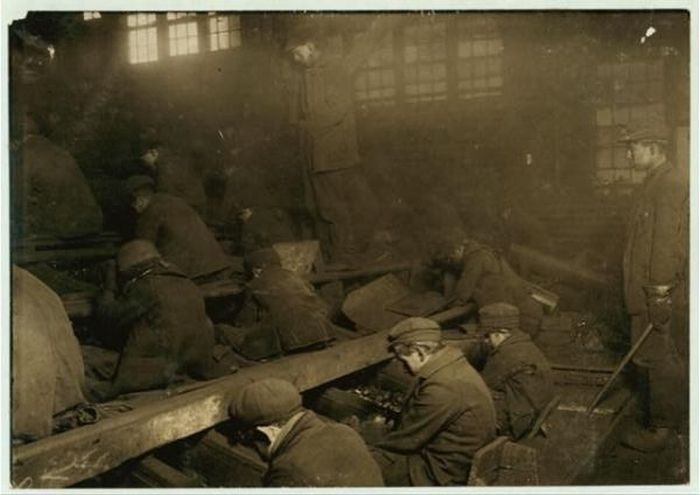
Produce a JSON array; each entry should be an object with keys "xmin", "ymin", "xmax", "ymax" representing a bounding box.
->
[
  {"xmin": 265, "ymin": 410, "xmax": 384, "ymax": 487},
  {"xmin": 374, "ymin": 346, "xmax": 497, "ymax": 486},
  {"xmin": 623, "ymin": 160, "xmax": 689, "ymax": 363},
  {"xmin": 236, "ymin": 266, "xmax": 334, "ymax": 357},
  {"xmin": 12, "ymin": 266, "xmax": 86, "ymax": 440},
  {"xmin": 623, "ymin": 161, "xmax": 689, "ymax": 315},
  {"xmin": 155, "ymin": 147, "xmax": 207, "ymax": 217},
  {"xmin": 134, "ymin": 193, "xmax": 231, "ymax": 280},
  {"xmin": 480, "ymin": 329, "xmax": 554, "ymax": 439},
  {"xmin": 96, "ymin": 263, "xmax": 217, "ymax": 393},
  {"xmin": 452, "ymin": 243, "xmax": 543, "ymax": 333},
  {"xmin": 13, "ymin": 134, "xmax": 103, "ymax": 239}
]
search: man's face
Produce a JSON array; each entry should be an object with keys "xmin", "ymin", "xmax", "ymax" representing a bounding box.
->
[
  {"xmin": 141, "ymin": 149, "xmax": 158, "ymax": 169},
  {"xmin": 628, "ymin": 142, "xmax": 655, "ymax": 170},
  {"xmin": 393, "ymin": 347, "xmax": 427, "ymax": 375},
  {"xmin": 131, "ymin": 193, "xmax": 151, "ymax": 214},
  {"xmin": 291, "ymin": 43, "xmax": 317, "ymax": 67}
]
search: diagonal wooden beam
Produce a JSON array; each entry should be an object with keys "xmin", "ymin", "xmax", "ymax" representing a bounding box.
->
[{"xmin": 11, "ymin": 330, "xmax": 392, "ymax": 489}]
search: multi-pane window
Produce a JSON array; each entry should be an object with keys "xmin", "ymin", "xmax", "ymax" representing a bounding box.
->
[
  {"xmin": 208, "ymin": 13, "xmax": 242, "ymax": 51},
  {"xmin": 403, "ymin": 19, "xmax": 448, "ymax": 102},
  {"xmin": 168, "ymin": 13, "xmax": 199, "ymax": 56},
  {"xmin": 83, "ymin": 12, "xmax": 101, "ymax": 21},
  {"xmin": 127, "ymin": 13, "xmax": 158, "ymax": 64},
  {"xmin": 594, "ymin": 60, "xmax": 665, "ymax": 189},
  {"xmin": 455, "ymin": 16, "xmax": 503, "ymax": 99},
  {"xmin": 355, "ymin": 33, "xmax": 395, "ymax": 106}
]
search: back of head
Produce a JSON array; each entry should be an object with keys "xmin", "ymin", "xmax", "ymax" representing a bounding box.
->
[
  {"xmin": 230, "ymin": 378, "xmax": 303, "ymax": 427},
  {"xmin": 117, "ymin": 239, "xmax": 161, "ymax": 274}
]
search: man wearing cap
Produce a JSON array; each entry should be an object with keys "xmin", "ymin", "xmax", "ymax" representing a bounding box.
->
[
  {"xmin": 140, "ymin": 141, "xmax": 208, "ymax": 217},
  {"xmin": 369, "ymin": 317, "xmax": 496, "ymax": 486},
  {"xmin": 478, "ymin": 303, "xmax": 554, "ymax": 440},
  {"xmin": 620, "ymin": 124, "xmax": 689, "ymax": 452},
  {"xmin": 92, "ymin": 240, "xmax": 229, "ymax": 400},
  {"xmin": 285, "ymin": 17, "xmax": 401, "ymax": 264},
  {"xmin": 433, "ymin": 237, "xmax": 543, "ymax": 335},
  {"xmin": 231, "ymin": 248, "xmax": 334, "ymax": 359},
  {"xmin": 125, "ymin": 175, "xmax": 235, "ymax": 285},
  {"xmin": 230, "ymin": 378, "xmax": 384, "ymax": 486}
]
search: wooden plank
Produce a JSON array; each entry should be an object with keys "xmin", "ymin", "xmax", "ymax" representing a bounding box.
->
[
  {"xmin": 11, "ymin": 330, "xmax": 393, "ymax": 488},
  {"xmin": 130, "ymin": 456, "xmax": 200, "ymax": 488},
  {"xmin": 307, "ymin": 261, "xmax": 412, "ymax": 284}
]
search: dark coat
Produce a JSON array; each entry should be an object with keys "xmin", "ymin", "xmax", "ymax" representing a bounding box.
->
[
  {"xmin": 13, "ymin": 134, "xmax": 103, "ymax": 238},
  {"xmin": 155, "ymin": 147, "xmax": 207, "ymax": 217},
  {"xmin": 374, "ymin": 346, "xmax": 497, "ymax": 486},
  {"xmin": 135, "ymin": 193, "xmax": 230, "ymax": 280},
  {"xmin": 623, "ymin": 161, "xmax": 689, "ymax": 315},
  {"xmin": 96, "ymin": 263, "xmax": 217, "ymax": 393},
  {"xmin": 265, "ymin": 410, "xmax": 384, "ymax": 487},
  {"xmin": 452, "ymin": 243, "xmax": 543, "ymax": 333},
  {"xmin": 480, "ymin": 329, "xmax": 554, "ymax": 439},
  {"xmin": 237, "ymin": 266, "xmax": 333, "ymax": 357}
]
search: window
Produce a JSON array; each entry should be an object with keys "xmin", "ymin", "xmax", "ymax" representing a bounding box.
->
[
  {"xmin": 403, "ymin": 19, "xmax": 448, "ymax": 102},
  {"xmin": 594, "ymin": 60, "xmax": 665, "ymax": 190},
  {"xmin": 83, "ymin": 12, "xmax": 101, "ymax": 21},
  {"xmin": 127, "ymin": 13, "xmax": 158, "ymax": 64},
  {"xmin": 455, "ymin": 16, "xmax": 503, "ymax": 99},
  {"xmin": 167, "ymin": 13, "xmax": 199, "ymax": 56},
  {"xmin": 208, "ymin": 14, "xmax": 242, "ymax": 51},
  {"xmin": 355, "ymin": 32, "xmax": 395, "ymax": 106}
]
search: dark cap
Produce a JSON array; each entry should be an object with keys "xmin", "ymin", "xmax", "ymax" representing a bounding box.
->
[
  {"xmin": 117, "ymin": 239, "xmax": 161, "ymax": 273},
  {"xmin": 479, "ymin": 303, "xmax": 520, "ymax": 331},
  {"xmin": 229, "ymin": 378, "xmax": 303, "ymax": 426},
  {"xmin": 388, "ymin": 317, "xmax": 442, "ymax": 346},
  {"xmin": 125, "ymin": 175, "xmax": 155, "ymax": 195}
]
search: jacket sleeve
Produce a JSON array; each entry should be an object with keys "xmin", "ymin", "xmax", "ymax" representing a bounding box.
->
[
  {"xmin": 375, "ymin": 381, "xmax": 462, "ymax": 453},
  {"xmin": 265, "ymin": 466, "xmax": 305, "ymax": 487},
  {"xmin": 453, "ymin": 253, "xmax": 486, "ymax": 303},
  {"xmin": 95, "ymin": 285, "xmax": 158, "ymax": 333},
  {"xmin": 134, "ymin": 205, "xmax": 161, "ymax": 242},
  {"xmin": 649, "ymin": 176, "xmax": 688, "ymax": 287}
]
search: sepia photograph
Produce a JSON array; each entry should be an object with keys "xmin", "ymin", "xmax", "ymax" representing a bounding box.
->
[{"xmin": 1, "ymin": 2, "xmax": 697, "ymax": 492}]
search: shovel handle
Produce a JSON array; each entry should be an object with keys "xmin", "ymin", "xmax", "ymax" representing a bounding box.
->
[{"xmin": 585, "ymin": 322, "xmax": 655, "ymax": 415}]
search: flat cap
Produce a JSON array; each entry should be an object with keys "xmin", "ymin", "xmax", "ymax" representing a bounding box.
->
[
  {"xmin": 124, "ymin": 175, "xmax": 155, "ymax": 195},
  {"xmin": 388, "ymin": 317, "xmax": 442, "ymax": 346},
  {"xmin": 619, "ymin": 125, "xmax": 669, "ymax": 144},
  {"xmin": 229, "ymin": 378, "xmax": 303, "ymax": 426},
  {"xmin": 117, "ymin": 239, "xmax": 161, "ymax": 273},
  {"xmin": 479, "ymin": 303, "xmax": 520, "ymax": 331}
]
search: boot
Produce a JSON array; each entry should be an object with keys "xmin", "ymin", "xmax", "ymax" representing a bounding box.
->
[{"xmin": 620, "ymin": 426, "xmax": 672, "ymax": 452}]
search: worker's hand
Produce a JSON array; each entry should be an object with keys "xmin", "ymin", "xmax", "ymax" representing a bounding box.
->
[
  {"xmin": 647, "ymin": 296, "xmax": 672, "ymax": 330},
  {"xmin": 238, "ymin": 208, "xmax": 253, "ymax": 223}
]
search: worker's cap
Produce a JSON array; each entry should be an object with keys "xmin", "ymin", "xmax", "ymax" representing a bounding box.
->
[
  {"xmin": 618, "ymin": 124, "xmax": 669, "ymax": 144},
  {"xmin": 117, "ymin": 239, "xmax": 161, "ymax": 273},
  {"xmin": 244, "ymin": 248, "xmax": 282, "ymax": 271},
  {"xmin": 388, "ymin": 317, "xmax": 442, "ymax": 347},
  {"xmin": 124, "ymin": 175, "xmax": 155, "ymax": 195},
  {"xmin": 479, "ymin": 302, "xmax": 520, "ymax": 332},
  {"xmin": 229, "ymin": 378, "xmax": 303, "ymax": 426}
]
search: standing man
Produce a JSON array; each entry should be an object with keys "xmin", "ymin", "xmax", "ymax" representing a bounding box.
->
[
  {"xmin": 620, "ymin": 125, "xmax": 689, "ymax": 452},
  {"xmin": 370, "ymin": 317, "xmax": 497, "ymax": 486},
  {"xmin": 478, "ymin": 303, "xmax": 554, "ymax": 440},
  {"xmin": 286, "ymin": 17, "xmax": 397, "ymax": 264},
  {"xmin": 229, "ymin": 378, "xmax": 384, "ymax": 487}
]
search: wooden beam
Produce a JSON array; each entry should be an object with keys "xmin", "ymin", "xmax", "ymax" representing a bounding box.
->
[
  {"xmin": 307, "ymin": 261, "xmax": 412, "ymax": 284},
  {"xmin": 130, "ymin": 456, "xmax": 200, "ymax": 488},
  {"xmin": 11, "ymin": 330, "xmax": 393, "ymax": 488}
]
